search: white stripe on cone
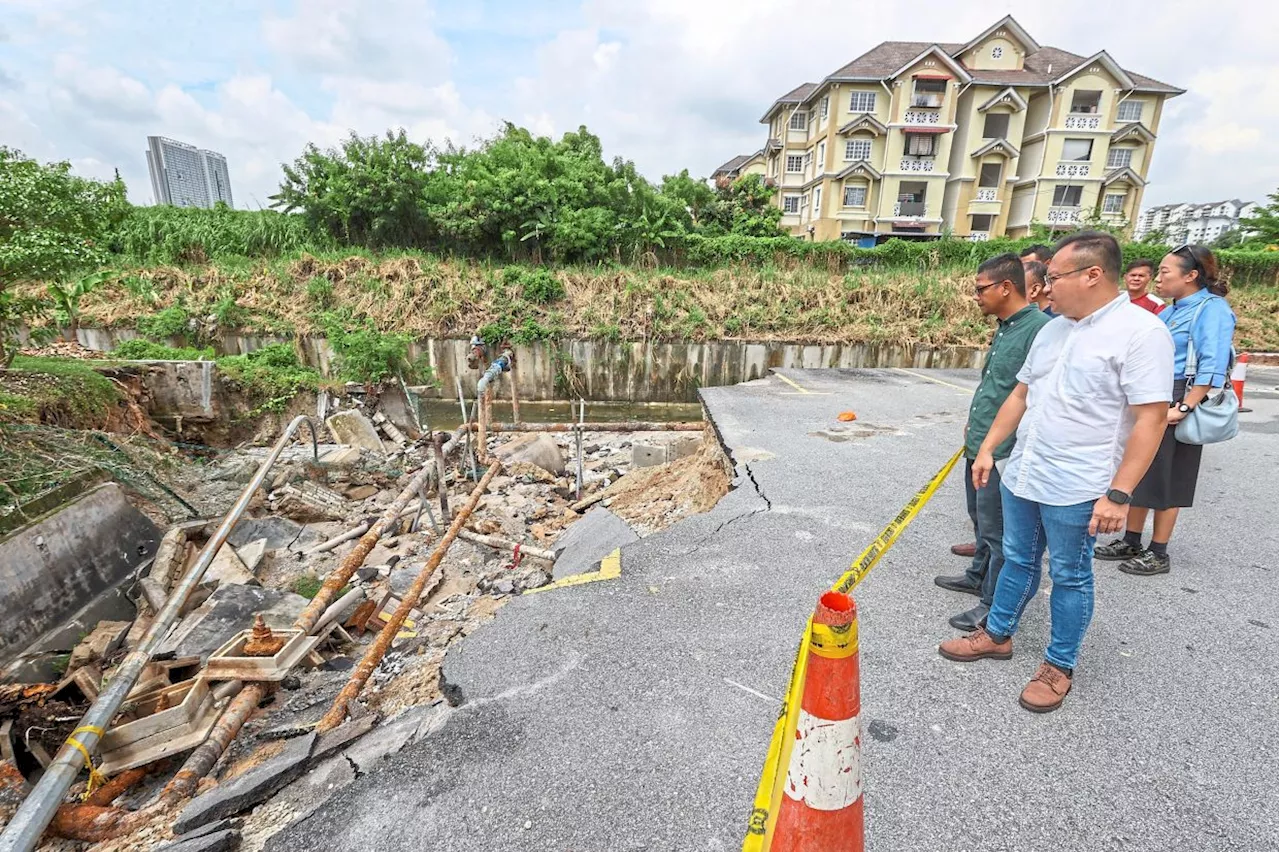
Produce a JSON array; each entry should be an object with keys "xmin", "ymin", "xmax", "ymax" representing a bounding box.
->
[
  {"xmin": 1231, "ymin": 359, "xmax": 1248, "ymax": 382},
  {"xmin": 783, "ymin": 710, "xmax": 862, "ymax": 810}
]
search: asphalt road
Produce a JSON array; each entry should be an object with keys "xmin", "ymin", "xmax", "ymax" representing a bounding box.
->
[{"xmin": 272, "ymin": 366, "xmax": 1279, "ymax": 851}]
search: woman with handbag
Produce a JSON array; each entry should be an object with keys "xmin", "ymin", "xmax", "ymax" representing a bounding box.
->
[{"xmin": 1094, "ymin": 244, "xmax": 1237, "ymax": 576}]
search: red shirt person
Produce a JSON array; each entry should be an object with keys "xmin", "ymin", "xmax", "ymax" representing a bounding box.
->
[{"xmin": 1124, "ymin": 259, "xmax": 1164, "ymax": 315}]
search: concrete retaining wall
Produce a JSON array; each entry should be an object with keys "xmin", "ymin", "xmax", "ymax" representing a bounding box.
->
[
  {"xmin": 75, "ymin": 327, "xmax": 984, "ymax": 404},
  {"xmin": 0, "ymin": 483, "xmax": 160, "ymax": 664}
]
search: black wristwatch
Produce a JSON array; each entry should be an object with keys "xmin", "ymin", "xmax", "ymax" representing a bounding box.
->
[
  {"xmin": 1176, "ymin": 402, "xmax": 1193, "ymax": 414},
  {"xmin": 1106, "ymin": 488, "xmax": 1132, "ymax": 505}
]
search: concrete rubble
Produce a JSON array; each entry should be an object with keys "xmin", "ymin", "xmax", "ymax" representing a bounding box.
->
[{"xmin": 0, "ymin": 403, "xmax": 724, "ymax": 849}]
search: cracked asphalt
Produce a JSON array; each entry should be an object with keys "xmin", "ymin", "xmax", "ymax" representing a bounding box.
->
[{"xmin": 271, "ymin": 367, "xmax": 1279, "ymax": 851}]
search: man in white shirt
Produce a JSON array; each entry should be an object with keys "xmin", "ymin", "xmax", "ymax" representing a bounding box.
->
[{"xmin": 938, "ymin": 231, "xmax": 1173, "ymax": 713}]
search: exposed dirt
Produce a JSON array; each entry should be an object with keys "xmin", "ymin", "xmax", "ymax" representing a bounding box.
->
[{"xmin": 602, "ymin": 428, "xmax": 732, "ymax": 533}]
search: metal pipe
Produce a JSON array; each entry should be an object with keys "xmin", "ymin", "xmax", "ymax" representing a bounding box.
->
[
  {"xmin": 475, "ymin": 421, "xmax": 705, "ymax": 433},
  {"xmin": 575, "ymin": 398, "xmax": 585, "ymax": 501},
  {"xmin": 0, "ymin": 416, "xmax": 319, "ymax": 852},
  {"xmin": 475, "ymin": 350, "xmax": 513, "ymax": 397},
  {"xmin": 433, "ymin": 432, "xmax": 450, "ymax": 521},
  {"xmin": 477, "ymin": 388, "xmax": 491, "ymax": 464},
  {"xmin": 315, "ymin": 460, "xmax": 504, "ymax": 733},
  {"xmin": 305, "ymin": 522, "xmax": 370, "ymax": 555},
  {"xmin": 508, "ymin": 362, "xmax": 521, "ymax": 424},
  {"xmin": 457, "ymin": 529, "xmax": 555, "ymax": 563}
]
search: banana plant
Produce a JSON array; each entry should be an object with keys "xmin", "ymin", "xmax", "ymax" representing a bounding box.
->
[{"xmin": 47, "ymin": 271, "xmax": 109, "ymax": 338}]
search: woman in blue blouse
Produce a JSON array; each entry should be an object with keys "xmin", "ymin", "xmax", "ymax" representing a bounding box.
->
[{"xmin": 1095, "ymin": 244, "xmax": 1236, "ymax": 575}]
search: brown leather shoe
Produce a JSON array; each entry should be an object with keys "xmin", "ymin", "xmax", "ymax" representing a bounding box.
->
[
  {"xmin": 937, "ymin": 627, "xmax": 1013, "ymax": 662},
  {"xmin": 1019, "ymin": 663, "xmax": 1073, "ymax": 713},
  {"xmin": 951, "ymin": 542, "xmax": 977, "ymax": 558}
]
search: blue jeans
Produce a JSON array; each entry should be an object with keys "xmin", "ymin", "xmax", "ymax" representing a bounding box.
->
[
  {"xmin": 986, "ymin": 483, "xmax": 1097, "ymax": 671},
  {"xmin": 962, "ymin": 458, "xmax": 1005, "ymax": 606}
]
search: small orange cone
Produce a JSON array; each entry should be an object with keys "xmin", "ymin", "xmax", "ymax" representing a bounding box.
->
[
  {"xmin": 771, "ymin": 591, "xmax": 864, "ymax": 850},
  {"xmin": 1232, "ymin": 353, "xmax": 1251, "ymax": 413}
]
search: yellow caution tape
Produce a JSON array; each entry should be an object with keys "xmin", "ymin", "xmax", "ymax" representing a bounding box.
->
[
  {"xmin": 743, "ymin": 448, "xmax": 963, "ymax": 850},
  {"xmin": 65, "ymin": 725, "xmax": 108, "ymax": 800}
]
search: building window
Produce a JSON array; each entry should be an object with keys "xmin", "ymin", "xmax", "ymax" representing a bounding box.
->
[
  {"xmin": 1106, "ymin": 147, "xmax": 1132, "ymax": 169},
  {"xmin": 978, "ymin": 162, "xmax": 1002, "ymax": 187},
  {"xmin": 843, "ymin": 185, "xmax": 867, "ymax": 207},
  {"xmin": 1052, "ymin": 185, "xmax": 1083, "ymax": 207},
  {"xmin": 786, "ymin": 155, "xmax": 804, "ymax": 173},
  {"xmin": 1117, "ymin": 100, "xmax": 1143, "ymax": 122},
  {"xmin": 783, "ymin": 195, "xmax": 801, "ymax": 214},
  {"xmin": 971, "ymin": 214, "xmax": 994, "ymax": 232},
  {"xmin": 849, "ymin": 91, "xmax": 876, "ymax": 113},
  {"xmin": 813, "ymin": 187, "xmax": 822, "ymax": 216},
  {"xmin": 789, "ymin": 111, "xmax": 807, "ymax": 130},
  {"xmin": 905, "ymin": 133, "xmax": 936, "ymax": 157},
  {"xmin": 1062, "ymin": 138, "xmax": 1093, "ymax": 161},
  {"xmin": 803, "ymin": 151, "xmax": 812, "ymax": 171},
  {"xmin": 911, "ymin": 78, "xmax": 946, "ymax": 108},
  {"xmin": 1103, "ymin": 193, "xmax": 1126, "ymax": 214},
  {"xmin": 1070, "ymin": 90, "xmax": 1102, "ymax": 114},
  {"xmin": 982, "ymin": 113, "xmax": 1010, "ymax": 139},
  {"xmin": 845, "ymin": 138, "xmax": 872, "ymax": 161},
  {"xmin": 821, "ymin": 97, "xmax": 829, "ymax": 118}
]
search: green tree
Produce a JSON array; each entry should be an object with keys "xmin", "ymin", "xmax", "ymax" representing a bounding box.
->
[
  {"xmin": 0, "ymin": 148, "xmax": 127, "ymax": 365},
  {"xmin": 1239, "ymin": 191, "xmax": 1279, "ymax": 247},
  {"xmin": 272, "ymin": 129, "xmax": 436, "ymax": 247},
  {"xmin": 696, "ymin": 174, "xmax": 783, "ymax": 237}
]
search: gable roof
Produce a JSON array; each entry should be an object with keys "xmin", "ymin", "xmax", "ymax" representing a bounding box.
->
[
  {"xmin": 1052, "ymin": 50, "xmax": 1135, "ymax": 89},
  {"xmin": 972, "ymin": 138, "xmax": 1021, "ymax": 159},
  {"xmin": 759, "ymin": 82, "xmax": 818, "ymax": 122},
  {"xmin": 826, "ymin": 40, "xmax": 965, "ymax": 81},
  {"xmin": 1111, "ymin": 122, "xmax": 1157, "ymax": 144},
  {"xmin": 956, "ymin": 15, "xmax": 1042, "ymax": 56},
  {"xmin": 1103, "ymin": 167, "xmax": 1146, "ymax": 187},
  {"xmin": 977, "ymin": 87, "xmax": 1028, "ymax": 113},
  {"xmin": 834, "ymin": 161, "xmax": 883, "ymax": 181},
  {"xmin": 837, "ymin": 114, "xmax": 888, "ymax": 136},
  {"xmin": 713, "ymin": 154, "xmax": 752, "ymax": 175}
]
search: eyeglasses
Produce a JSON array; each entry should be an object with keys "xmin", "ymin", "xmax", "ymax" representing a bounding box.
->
[
  {"xmin": 974, "ymin": 280, "xmax": 1005, "ymax": 296},
  {"xmin": 1043, "ymin": 265, "xmax": 1094, "ymax": 287},
  {"xmin": 1172, "ymin": 243, "xmax": 1205, "ymax": 278}
]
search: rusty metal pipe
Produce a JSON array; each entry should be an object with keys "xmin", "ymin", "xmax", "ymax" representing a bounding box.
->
[
  {"xmin": 457, "ymin": 529, "xmax": 554, "ymax": 563},
  {"xmin": 433, "ymin": 432, "xmax": 450, "ymax": 522},
  {"xmin": 161, "ymin": 681, "xmax": 263, "ymax": 803},
  {"xmin": 315, "ymin": 460, "xmax": 503, "ymax": 733},
  {"xmin": 475, "ymin": 421, "xmax": 704, "ymax": 432},
  {"xmin": 476, "ymin": 388, "xmax": 492, "ymax": 463}
]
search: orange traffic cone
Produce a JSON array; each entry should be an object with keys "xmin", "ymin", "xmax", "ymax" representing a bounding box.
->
[
  {"xmin": 771, "ymin": 591, "xmax": 864, "ymax": 850},
  {"xmin": 1232, "ymin": 353, "xmax": 1251, "ymax": 413}
]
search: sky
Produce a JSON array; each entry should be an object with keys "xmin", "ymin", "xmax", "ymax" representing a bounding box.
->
[{"xmin": 1, "ymin": 0, "xmax": 1276, "ymax": 211}]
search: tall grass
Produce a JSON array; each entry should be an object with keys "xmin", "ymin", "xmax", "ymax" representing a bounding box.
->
[{"xmin": 110, "ymin": 205, "xmax": 329, "ymax": 265}]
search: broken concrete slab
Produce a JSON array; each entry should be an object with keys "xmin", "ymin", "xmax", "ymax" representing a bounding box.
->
[
  {"xmin": 325, "ymin": 411, "xmax": 385, "ymax": 454},
  {"xmin": 339, "ymin": 704, "xmax": 443, "ymax": 775},
  {"xmin": 157, "ymin": 585, "xmax": 309, "ymax": 662},
  {"xmin": 174, "ymin": 732, "xmax": 318, "ymax": 834},
  {"xmin": 67, "ymin": 620, "xmax": 131, "ymax": 671},
  {"xmin": 631, "ymin": 435, "xmax": 701, "ymax": 468},
  {"xmin": 493, "ymin": 433, "xmax": 565, "ymax": 476},
  {"xmin": 175, "ymin": 817, "xmax": 244, "ymax": 841},
  {"xmin": 205, "ymin": 545, "xmax": 258, "ymax": 588},
  {"xmin": 156, "ymin": 827, "xmax": 241, "ymax": 852},
  {"xmin": 272, "ymin": 483, "xmax": 348, "ymax": 523},
  {"xmin": 236, "ymin": 539, "xmax": 268, "ymax": 574},
  {"xmin": 342, "ymin": 484, "xmax": 379, "ymax": 501},
  {"xmin": 226, "ymin": 517, "xmax": 316, "ymax": 552},
  {"xmin": 318, "ymin": 447, "xmax": 361, "ymax": 469},
  {"xmin": 311, "ymin": 714, "xmax": 377, "ymax": 762},
  {"xmin": 551, "ymin": 509, "xmax": 638, "ymax": 580}
]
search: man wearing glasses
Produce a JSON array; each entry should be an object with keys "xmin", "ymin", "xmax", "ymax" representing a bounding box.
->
[
  {"xmin": 934, "ymin": 254, "xmax": 1050, "ymax": 631},
  {"xmin": 938, "ymin": 232, "xmax": 1172, "ymax": 713}
]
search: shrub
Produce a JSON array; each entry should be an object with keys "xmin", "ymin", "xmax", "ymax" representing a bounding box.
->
[
  {"xmin": 113, "ymin": 340, "xmax": 214, "ymax": 360},
  {"xmin": 136, "ymin": 306, "xmax": 191, "ymax": 340},
  {"xmin": 322, "ymin": 314, "xmax": 432, "ymax": 384},
  {"xmin": 216, "ymin": 343, "xmax": 322, "ymax": 411}
]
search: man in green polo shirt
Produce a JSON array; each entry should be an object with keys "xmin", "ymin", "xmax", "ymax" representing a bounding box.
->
[{"xmin": 934, "ymin": 253, "xmax": 1052, "ymax": 630}]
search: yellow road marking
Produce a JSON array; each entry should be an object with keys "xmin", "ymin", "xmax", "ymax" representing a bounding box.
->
[
  {"xmin": 772, "ymin": 371, "xmax": 813, "ymax": 394},
  {"xmin": 524, "ymin": 548, "xmax": 622, "ymax": 594},
  {"xmin": 892, "ymin": 367, "xmax": 975, "ymax": 395}
]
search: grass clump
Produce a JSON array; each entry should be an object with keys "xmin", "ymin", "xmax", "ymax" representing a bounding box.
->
[
  {"xmin": 136, "ymin": 306, "xmax": 191, "ymax": 340},
  {"xmin": 290, "ymin": 574, "xmax": 323, "ymax": 599},
  {"xmin": 216, "ymin": 343, "xmax": 323, "ymax": 412},
  {"xmin": 322, "ymin": 312, "xmax": 433, "ymax": 384},
  {"xmin": 113, "ymin": 340, "xmax": 215, "ymax": 360},
  {"xmin": 0, "ymin": 356, "xmax": 121, "ymax": 427}
]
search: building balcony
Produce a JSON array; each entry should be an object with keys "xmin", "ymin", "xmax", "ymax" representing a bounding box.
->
[
  {"xmin": 974, "ymin": 188, "xmax": 1000, "ymax": 202},
  {"xmin": 1055, "ymin": 161, "xmax": 1092, "ymax": 178},
  {"xmin": 967, "ymin": 232, "xmax": 991, "ymax": 242},
  {"xmin": 903, "ymin": 110, "xmax": 943, "ymax": 126},
  {"xmin": 1046, "ymin": 206, "xmax": 1081, "ymax": 225},
  {"xmin": 899, "ymin": 157, "xmax": 936, "ymax": 173},
  {"xmin": 910, "ymin": 94, "xmax": 944, "ymax": 108},
  {"xmin": 893, "ymin": 201, "xmax": 927, "ymax": 217},
  {"xmin": 1064, "ymin": 113, "xmax": 1102, "ymax": 130}
]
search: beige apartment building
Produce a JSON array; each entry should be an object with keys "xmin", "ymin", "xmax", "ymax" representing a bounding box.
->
[{"xmin": 754, "ymin": 16, "xmax": 1182, "ymax": 244}]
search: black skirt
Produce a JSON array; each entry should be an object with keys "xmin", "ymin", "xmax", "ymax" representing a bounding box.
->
[{"xmin": 1133, "ymin": 379, "xmax": 1203, "ymax": 510}]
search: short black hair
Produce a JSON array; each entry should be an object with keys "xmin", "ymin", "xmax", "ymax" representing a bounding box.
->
[
  {"xmin": 1125, "ymin": 258, "xmax": 1155, "ymax": 274},
  {"xmin": 1019, "ymin": 244, "xmax": 1053, "ymax": 262},
  {"xmin": 977, "ymin": 252, "xmax": 1027, "ymax": 296},
  {"xmin": 1053, "ymin": 230, "xmax": 1122, "ymax": 282},
  {"xmin": 1023, "ymin": 260, "xmax": 1047, "ymax": 286}
]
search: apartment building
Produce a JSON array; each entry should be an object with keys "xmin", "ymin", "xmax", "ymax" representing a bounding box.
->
[
  {"xmin": 1134, "ymin": 199, "xmax": 1259, "ymax": 244},
  {"xmin": 755, "ymin": 17, "xmax": 1182, "ymax": 243},
  {"xmin": 711, "ymin": 150, "xmax": 767, "ymax": 183},
  {"xmin": 146, "ymin": 136, "xmax": 235, "ymax": 208}
]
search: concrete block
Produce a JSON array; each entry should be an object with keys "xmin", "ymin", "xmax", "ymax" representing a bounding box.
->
[
  {"xmin": 0, "ymin": 483, "xmax": 159, "ymax": 665},
  {"xmin": 174, "ymin": 733, "xmax": 317, "ymax": 834},
  {"xmin": 272, "ymin": 483, "xmax": 348, "ymax": 523},
  {"xmin": 205, "ymin": 545, "xmax": 257, "ymax": 588},
  {"xmin": 225, "ymin": 517, "xmax": 316, "ymax": 551},
  {"xmin": 235, "ymin": 538, "xmax": 268, "ymax": 574},
  {"xmin": 318, "ymin": 447, "xmax": 361, "ymax": 468},
  {"xmin": 493, "ymin": 433, "xmax": 566, "ymax": 476},
  {"xmin": 551, "ymin": 509, "xmax": 638, "ymax": 580},
  {"xmin": 325, "ymin": 411, "xmax": 385, "ymax": 454},
  {"xmin": 68, "ymin": 620, "xmax": 131, "ymax": 671},
  {"xmin": 630, "ymin": 442, "xmax": 667, "ymax": 468}
]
